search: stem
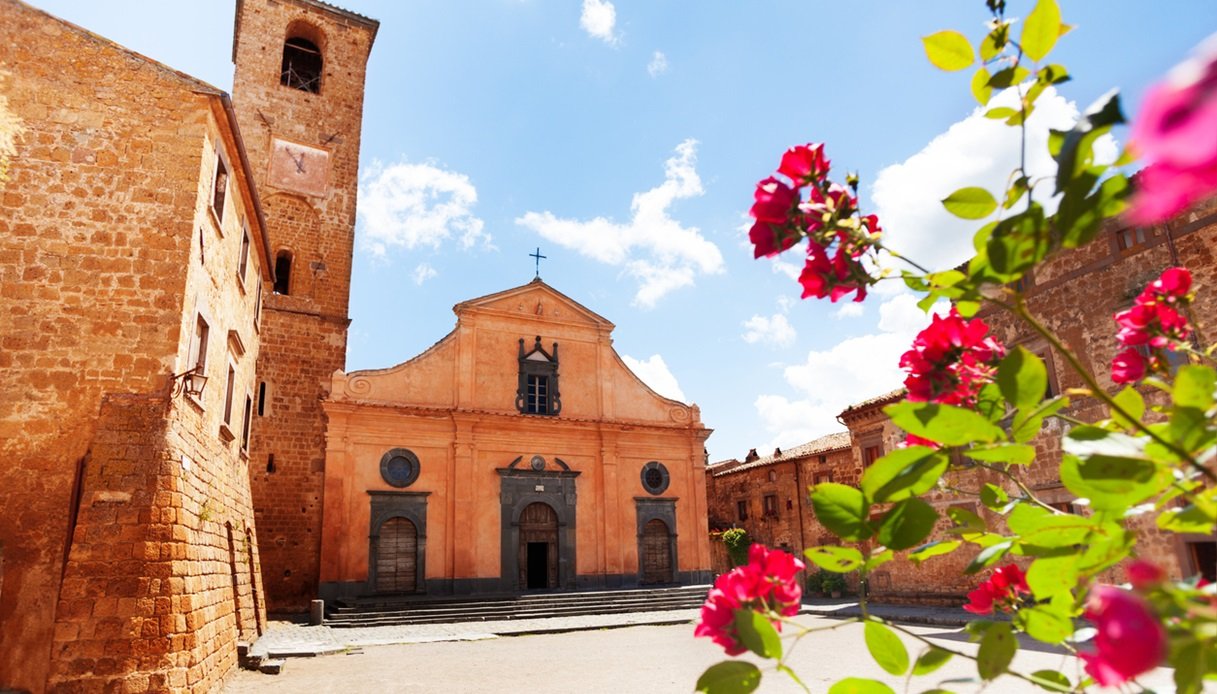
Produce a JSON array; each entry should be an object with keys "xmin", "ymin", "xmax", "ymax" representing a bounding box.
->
[
  {"xmin": 973, "ymin": 462, "xmax": 1062, "ymax": 514},
  {"xmin": 880, "ymin": 245, "xmax": 934, "ymax": 276},
  {"xmin": 999, "ymin": 295, "xmax": 1215, "ymax": 482}
]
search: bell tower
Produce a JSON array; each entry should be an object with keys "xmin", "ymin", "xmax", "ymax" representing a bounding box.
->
[{"xmin": 230, "ymin": 0, "xmax": 378, "ymax": 611}]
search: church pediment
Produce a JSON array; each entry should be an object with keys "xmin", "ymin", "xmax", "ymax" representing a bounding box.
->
[{"xmin": 453, "ymin": 279, "xmax": 614, "ymax": 330}]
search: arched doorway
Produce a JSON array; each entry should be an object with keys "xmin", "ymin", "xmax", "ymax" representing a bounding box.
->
[
  {"xmin": 375, "ymin": 517, "xmax": 418, "ymax": 593},
  {"xmin": 641, "ymin": 518, "xmax": 674, "ymax": 584},
  {"xmin": 518, "ymin": 502, "xmax": 558, "ymax": 590}
]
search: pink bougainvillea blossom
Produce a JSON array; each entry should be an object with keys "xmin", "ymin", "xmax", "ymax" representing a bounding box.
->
[
  {"xmin": 695, "ymin": 544, "xmax": 805, "ymax": 655},
  {"xmin": 1125, "ymin": 559, "xmax": 1167, "ymax": 591},
  {"xmin": 1128, "ymin": 34, "xmax": 1217, "ymax": 224},
  {"xmin": 963, "ymin": 564, "xmax": 1029, "ymax": 615},
  {"xmin": 900, "ymin": 308, "xmax": 1006, "ymax": 409},
  {"xmin": 747, "ymin": 143, "xmax": 881, "ymax": 302},
  {"xmin": 1109, "ymin": 267, "xmax": 1194, "ymax": 383},
  {"xmin": 1079, "ymin": 585, "xmax": 1167, "ymax": 687}
]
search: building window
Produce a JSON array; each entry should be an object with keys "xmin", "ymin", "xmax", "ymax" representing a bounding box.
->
[
  {"xmin": 863, "ymin": 443, "xmax": 883, "ymax": 466},
  {"xmin": 786, "ymin": 499, "xmax": 793, "ymax": 511},
  {"xmin": 254, "ymin": 282, "xmax": 263, "ymax": 329},
  {"xmin": 241, "ymin": 394, "xmax": 253, "ymax": 452},
  {"xmin": 640, "ymin": 461, "xmax": 670, "ymax": 496},
  {"xmin": 515, "ymin": 336, "xmax": 561, "ymax": 416},
  {"xmin": 273, "ymin": 251, "xmax": 292, "ymax": 295},
  {"xmin": 814, "ymin": 471, "xmax": 833, "ymax": 485},
  {"xmin": 212, "ymin": 152, "xmax": 228, "ymax": 225},
  {"xmin": 188, "ymin": 314, "xmax": 210, "ymax": 380},
  {"xmin": 1115, "ymin": 226, "xmax": 1158, "ymax": 253},
  {"xmin": 767, "ymin": 469, "xmax": 777, "ymax": 482},
  {"xmin": 281, "ymin": 36, "xmax": 323, "ymax": 93},
  {"xmin": 763, "ymin": 494, "xmax": 778, "ymax": 517},
  {"xmin": 737, "ymin": 500, "xmax": 748, "ymax": 522},
  {"xmin": 257, "ymin": 382, "xmax": 268, "ymax": 416},
  {"xmin": 238, "ymin": 224, "xmax": 250, "ymax": 286},
  {"xmin": 223, "ymin": 363, "xmax": 236, "ymax": 427}
]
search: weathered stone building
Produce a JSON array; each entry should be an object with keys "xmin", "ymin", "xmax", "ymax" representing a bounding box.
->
[
  {"xmin": 0, "ymin": 1, "xmax": 278, "ymax": 689},
  {"xmin": 705, "ymin": 433, "xmax": 851, "ymax": 575},
  {"xmin": 319, "ymin": 279, "xmax": 714, "ymax": 596}
]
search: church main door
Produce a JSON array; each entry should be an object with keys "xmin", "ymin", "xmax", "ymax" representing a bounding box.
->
[
  {"xmin": 641, "ymin": 518, "xmax": 673, "ymax": 584},
  {"xmin": 375, "ymin": 516, "xmax": 418, "ymax": 593},
  {"xmin": 518, "ymin": 502, "xmax": 558, "ymax": 590}
]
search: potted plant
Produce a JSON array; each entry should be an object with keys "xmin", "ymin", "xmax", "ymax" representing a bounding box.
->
[
  {"xmin": 804, "ymin": 570, "xmax": 825, "ymax": 598},
  {"xmin": 821, "ymin": 572, "xmax": 846, "ymax": 599}
]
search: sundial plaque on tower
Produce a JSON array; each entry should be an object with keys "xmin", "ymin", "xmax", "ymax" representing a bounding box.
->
[{"xmin": 268, "ymin": 138, "xmax": 330, "ymax": 197}]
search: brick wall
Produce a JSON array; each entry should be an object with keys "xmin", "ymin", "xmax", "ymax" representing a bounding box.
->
[{"xmin": 232, "ymin": 0, "xmax": 377, "ymax": 612}]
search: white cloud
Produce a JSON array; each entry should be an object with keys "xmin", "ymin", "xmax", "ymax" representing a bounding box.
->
[
  {"xmin": 872, "ymin": 87, "xmax": 1117, "ymax": 274},
  {"xmin": 647, "ymin": 51, "xmax": 668, "ymax": 77},
  {"xmin": 516, "ymin": 139, "xmax": 725, "ymax": 307},
  {"xmin": 621, "ymin": 354, "xmax": 687, "ymax": 401},
  {"xmin": 357, "ymin": 159, "xmax": 488, "ymax": 256},
  {"xmin": 834, "ymin": 303, "xmax": 865, "ymax": 319},
  {"xmin": 752, "ymin": 293, "xmax": 947, "ymax": 450},
  {"xmin": 412, "ymin": 262, "xmax": 437, "ymax": 285},
  {"xmin": 742, "ymin": 314, "xmax": 796, "ymax": 347},
  {"xmin": 580, "ymin": 0, "xmax": 618, "ymax": 44}
]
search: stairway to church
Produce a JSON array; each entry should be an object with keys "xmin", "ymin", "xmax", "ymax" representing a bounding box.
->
[{"xmin": 323, "ymin": 584, "xmax": 711, "ymax": 627}]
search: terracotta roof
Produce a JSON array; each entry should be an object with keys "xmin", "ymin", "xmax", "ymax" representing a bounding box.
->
[
  {"xmin": 838, "ymin": 388, "xmax": 905, "ymax": 418},
  {"xmin": 708, "ymin": 431, "xmax": 851, "ymax": 477}
]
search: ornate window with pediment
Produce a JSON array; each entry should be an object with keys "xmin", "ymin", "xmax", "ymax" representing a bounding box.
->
[{"xmin": 516, "ymin": 336, "xmax": 561, "ymax": 416}]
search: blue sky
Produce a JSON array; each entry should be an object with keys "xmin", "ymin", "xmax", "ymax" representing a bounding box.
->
[{"xmin": 34, "ymin": 0, "xmax": 1216, "ymax": 461}]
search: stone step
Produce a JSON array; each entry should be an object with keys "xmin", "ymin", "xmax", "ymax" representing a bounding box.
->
[
  {"xmin": 331, "ymin": 584, "xmax": 710, "ymax": 611},
  {"xmin": 258, "ymin": 659, "xmax": 286, "ymax": 675},
  {"xmin": 324, "ymin": 585, "xmax": 709, "ymax": 628}
]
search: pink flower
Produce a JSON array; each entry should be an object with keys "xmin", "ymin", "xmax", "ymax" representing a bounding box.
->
[
  {"xmin": 900, "ymin": 309, "xmax": 1006, "ymax": 407},
  {"xmin": 1127, "ymin": 36, "xmax": 1217, "ymax": 224},
  {"xmin": 751, "ymin": 177, "xmax": 799, "ymax": 223},
  {"xmin": 963, "ymin": 564, "xmax": 1029, "ymax": 615},
  {"xmin": 1125, "ymin": 559, "xmax": 1166, "ymax": 591},
  {"xmin": 778, "ymin": 143, "xmax": 829, "ymax": 186},
  {"xmin": 695, "ymin": 544, "xmax": 805, "ymax": 655},
  {"xmin": 1079, "ymin": 585, "xmax": 1167, "ymax": 686},
  {"xmin": 1111, "ymin": 348, "xmax": 1147, "ymax": 384},
  {"xmin": 1148, "ymin": 266, "xmax": 1192, "ymax": 299},
  {"xmin": 749, "ymin": 221, "xmax": 798, "ymax": 259}
]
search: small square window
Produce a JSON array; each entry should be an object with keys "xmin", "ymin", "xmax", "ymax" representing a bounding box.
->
[
  {"xmin": 526, "ymin": 374, "xmax": 549, "ymax": 414},
  {"xmin": 737, "ymin": 500, "xmax": 748, "ymax": 522}
]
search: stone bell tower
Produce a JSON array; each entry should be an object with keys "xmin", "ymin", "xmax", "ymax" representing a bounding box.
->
[{"xmin": 230, "ymin": 0, "xmax": 377, "ymax": 611}]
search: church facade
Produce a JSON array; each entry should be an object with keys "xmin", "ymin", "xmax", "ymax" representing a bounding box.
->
[{"xmin": 318, "ymin": 279, "xmax": 714, "ymax": 597}]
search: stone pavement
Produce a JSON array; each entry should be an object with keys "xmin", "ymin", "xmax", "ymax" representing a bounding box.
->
[{"xmin": 248, "ymin": 599, "xmax": 972, "ymax": 661}]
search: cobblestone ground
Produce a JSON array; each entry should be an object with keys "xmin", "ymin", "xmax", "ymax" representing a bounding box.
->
[{"xmin": 225, "ymin": 614, "xmax": 1178, "ymax": 693}]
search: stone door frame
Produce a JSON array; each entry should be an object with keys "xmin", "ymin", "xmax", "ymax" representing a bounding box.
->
[
  {"xmin": 367, "ymin": 490, "xmax": 429, "ymax": 595},
  {"xmin": 497, "ymin": 468, "xmax": 579, "ymax": 592},
  {"xmin": 634, "ymin": 497, "xmax": 678, "ymax": 585}
]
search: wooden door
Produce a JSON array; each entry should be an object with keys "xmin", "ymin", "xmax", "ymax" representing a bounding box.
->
[
  {"xmin": 376, "ymin": 517, "xmax": 417, "ymax": 593},
  {"xmin": 518, "ymin": 502, "xmax": 558, "ymax": 590},
  {"xmin": 641, "ymin": 519, "xmax": 673, "ymax": 584}
]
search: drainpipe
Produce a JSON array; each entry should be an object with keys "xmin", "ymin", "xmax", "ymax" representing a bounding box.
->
[{"xmin": 793, "ymin": 458, "xmax": 808, "ymax": 558}]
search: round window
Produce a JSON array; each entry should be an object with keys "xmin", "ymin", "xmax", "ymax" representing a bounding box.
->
[
  {"xmin": 379, "ymin": 448, "xmax": 420, "ymax": 488},
  {"xmin": 640, "ymin": 461, "xmax": 670, "ymax": 495}
]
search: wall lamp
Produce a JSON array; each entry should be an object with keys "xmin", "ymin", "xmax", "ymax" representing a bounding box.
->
[{"xmin": 173, "ymin": 366, "xmax": 208, "ymax": 399}]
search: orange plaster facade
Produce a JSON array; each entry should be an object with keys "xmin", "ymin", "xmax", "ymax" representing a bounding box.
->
[{"xmin": 318, "ymin": 279, "xmax": 713, "ymax": 596}]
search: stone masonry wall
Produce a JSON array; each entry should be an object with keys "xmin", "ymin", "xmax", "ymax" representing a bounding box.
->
[{"xmin": 232, "ymin": 0, "xmax": 376, "ymax": 611}]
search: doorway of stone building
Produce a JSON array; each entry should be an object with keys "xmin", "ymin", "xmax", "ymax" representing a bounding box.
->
[
  {"xmin": 375, "ymin": 516, "xmax": 418, "ymax": 593},
  {"xmin": 641, "ymin": 518, "xmax": 673, "ymax": 584},
  {"xmin": 1189, "ymin": 541, "xmax": 1216, "ymax": 583},
  {"xmin": 518, "ymin": 502, "xmax": 558, "ymax": 590}
]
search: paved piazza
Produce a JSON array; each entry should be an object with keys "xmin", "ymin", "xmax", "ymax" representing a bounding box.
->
[{"xmin": 225, "ymin": 614, "xmax": 1176, "ymax": 693}]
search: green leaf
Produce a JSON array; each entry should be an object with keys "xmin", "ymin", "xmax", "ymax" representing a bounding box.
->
[
  {"xmin": 922, "ymin": 31, "xmax": 975, "ymax": 72},
  {"xmin": 1110, "ymin": 387, "xmax": 1146, "ymax": 432},
  {"xmin": 734, "ymin": 610, "xmax": 782, "ymax": 659},
  {"xmin": 977, "ymin": 623, "xmax": 1017, "ymax": 680},
  {"xmin": 966, "ymin": 540, "xmax": 1013, "ymax": 574},
  {"xmin": 980, "ymin": 23, "xmax": 1008, "ymax": 61},
  {"xmin": 1011, "ymin": 397, "xmax": 1067, "ymax": 443},
  {"xmin": 1157, "ymin": 500, "xmax": 1217, "ymax": 534},
  {"xmin": 980, "ymin": 483, "xmax": 1010, "ymax": 511},
  {"xmin": 1026, "ymin": 554, "xmax": 1078, "ymax": 600},
  {"xmin": 885, "ymin": 401, "xmax": 1006, "ymax": 447},
  {"xmin": 965, "ymin": 444, "xmax": 1037, "ymax": 466},
  {"xmin": 828, "ymin": 679, "xmax": 896, "ymax": 694},
  {"xmin": 1029, "ymin": 670, "xmax": 1072, "ymax": 692},
  {"xmin": 986, "ymin": 205, "xmax": 1048, "ymax": 278},
  {"xmin": 1037, "ymin": 64, "xmax": 1070, "ymax": 86},
  {"xmin": 860, "ymin": 446, "xmax": 949, "ymax": 503},
  {"xmin": 1016, "ymin": 604, "xmax": 1074, "ymax": 644},
  {"xmin": 971, "ymin": 67, "xmax": 992, "ymax": 106},
  {"xmin": 876, "ymin": 499, "xmax": 939, "ymax": 551},
  {"xmin": 987, "ymin": 65, "xmax": 1031, "ymax": 89},
  {"xmin": 1054, "ymin": 90, "xmax": 1124, "ymax": 194},
  {"xmin": 864, "ymin": 621, "xmax": 910, "ymax": 676},
  {"xmin": 947, "ymin": 506, "xmax": 986, "ymax": 531},
  {"xmin": 1172, "ymin": 365, "xmax": 1215, "ymax": 409},
  {"xmin": 913, "ymin": 647, "xmax": 953, "ymax": 676},
  {"xmin": 942, "ymin": 187, "xmax": 998, "ymax": 220},
  {"xmin": 1003, "ymin": 176, "xmax": 1029, "ymax": 211},
  {"xmin": 1020, "ymin": 0, "xmax": 1062, "ymax": 62},
  {"xmin": 910, "ymin": 540, "xmax": 961, "ymax": 566},
  {"xmin": 865, "ymin": 549, "xmax": 895, "ymax": 573},
  {"xmin": 696, "ymin": 661, "xmax": 762, "ymax": 694},
  {"xmin": 810, "ymin": 483, "xmax": 872, "ymax": 541},
  {"xmin": 998, "ymin": 347, "xmax": 1048, "ymax": 411},
  {"xmin": 776, "ymin": 665, "xmax": 808, "ymax": 692},
  {"xmin": 1061, "ymin": 427, "xmax": 1170, "ymax": 510},
  {"xmin": 1008, "ymin": 504, "xmax": 1097, "ymax": 548},
  {"xmin": 985, "ymin": 106, "xmax": 1018, "ymax": 120},
  {"xmin": 805, "ymin": 545, "xmax": 866, "ymax": 573}
]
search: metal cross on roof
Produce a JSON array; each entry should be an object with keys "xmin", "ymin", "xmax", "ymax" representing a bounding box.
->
[{"xmin": 530, "ymin": 247, "xmax": 547, "ymax": 278}]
